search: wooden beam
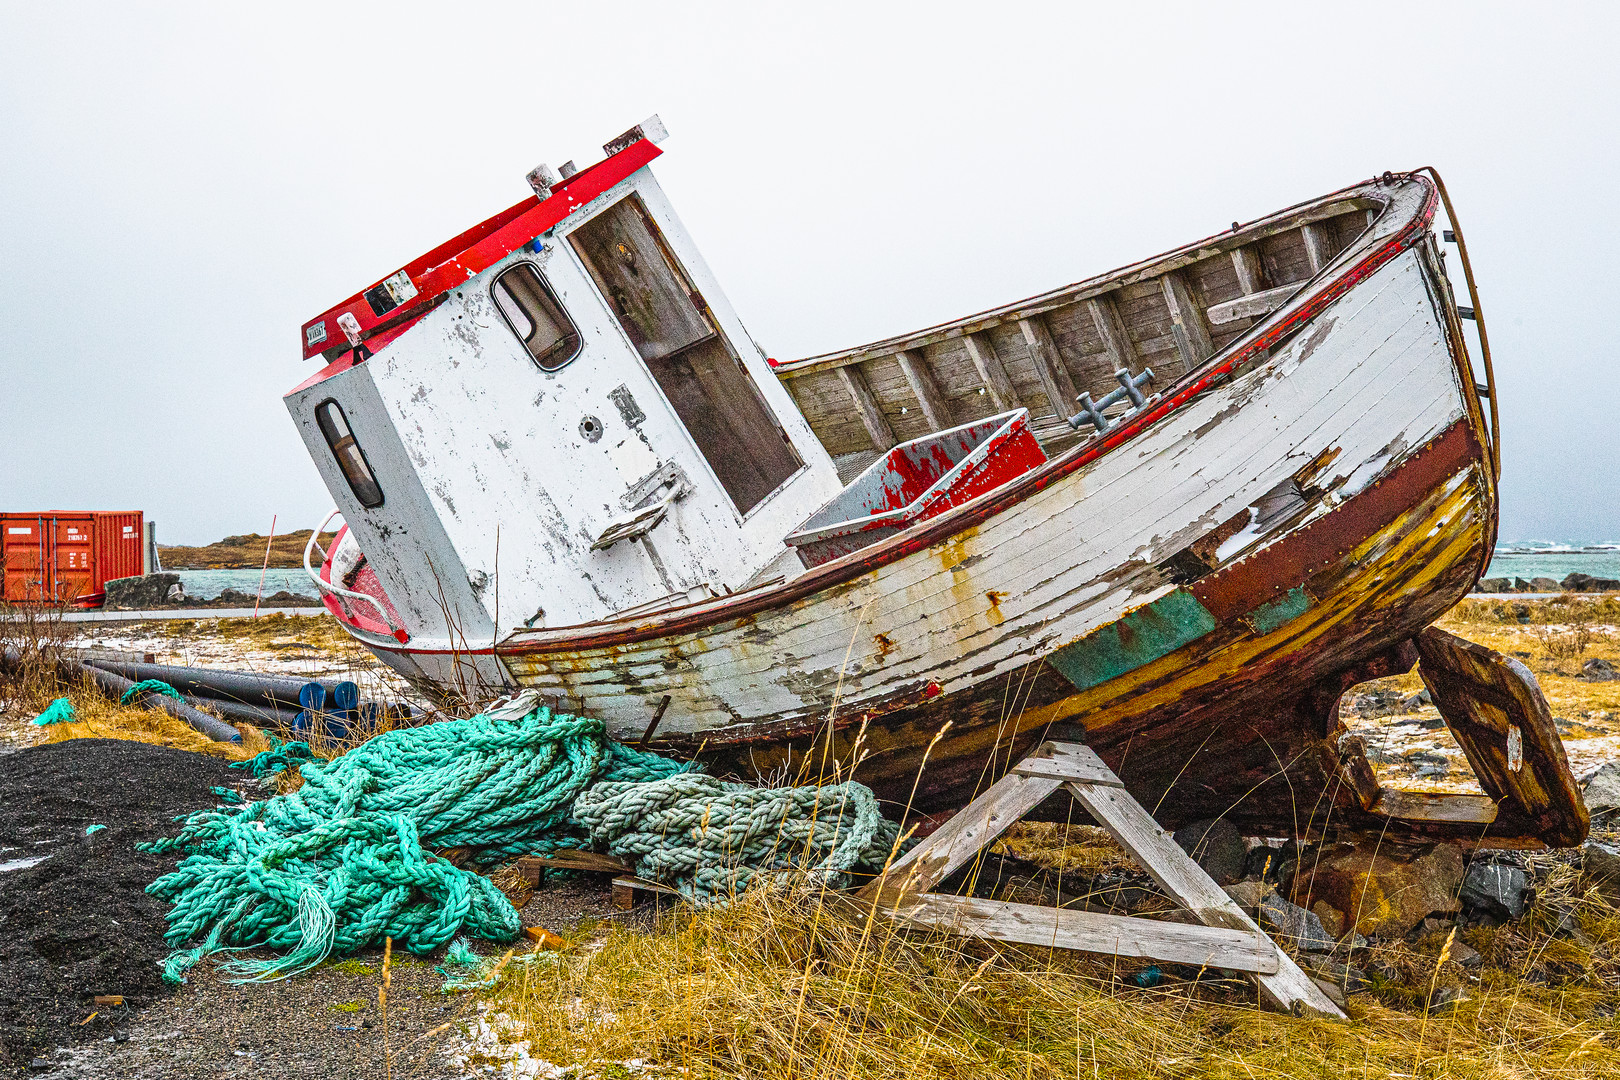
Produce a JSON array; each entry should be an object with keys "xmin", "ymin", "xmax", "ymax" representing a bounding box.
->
[
  {"xmin": 1017, "ymin": 316, "xmax": 1079, "ymax": 420},
  {"xmin": 838, "ymin": 363, "xmax": 896, "ymax": 451},
  {"xmin": 1230, "ymin": 246, "xmax": 1265, "ymax": 296},
  {"xmin": 1084, "ymin": 295, "xmax": 1141, "ymax": 376},
  {"xmin": 1160, "ymin": 270, "xmax": 1215, "ymax": 374},
  {"xmin": 1062, "ymin": 762, "xmax": 1345, "ymax": 1017},
  {"xmin": 962, "ymin": 332, "xmax": 1021, "ymax": 411},
  {"xmin": 1301, "ymin": 222, "xmax": 1331, "ymax": 274},
  {"xmin": 857, "ymin": 770, "xmax": 1062, "ymax": 907},
  {"xmin": 894, "ymin": 349, "xmax": 953, "ymax": 432},
  {"xmin": 890, "ymin": 894, "xmax": 1281, "ymax": 974},
  {"xmin": 1206, "ymin": 284, "xmax": 1298, "ymax": 326},
  {"xmin": 1371, "ymin": 788, "xmax": 1499, "ymax": 825}
]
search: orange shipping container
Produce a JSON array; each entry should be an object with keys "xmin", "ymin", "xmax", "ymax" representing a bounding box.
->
[{"xmin": 1, "ymin": 511, "xmax": 145, "ymax": 608}]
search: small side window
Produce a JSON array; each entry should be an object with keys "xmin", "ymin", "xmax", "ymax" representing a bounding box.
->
[
  {"xmin": 491, "ymin": 263, "xmax": 581, "ymax": 371},
  {"xmin": 315, "ymin": 401, "xmax": 384, "ymax": 508}
]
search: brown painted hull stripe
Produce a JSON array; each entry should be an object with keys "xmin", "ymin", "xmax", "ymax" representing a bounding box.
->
[{"xmin": 1190, "ymin": 418, "xmax": 1482, "ymax": 620}]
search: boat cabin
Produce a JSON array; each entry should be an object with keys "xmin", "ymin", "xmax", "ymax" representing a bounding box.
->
[{"xmin": 286, "ymin": 118, "xmax": 844, "ymax": 662}]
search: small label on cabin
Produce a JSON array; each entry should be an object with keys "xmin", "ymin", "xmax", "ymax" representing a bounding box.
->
[
  {"xmin": 382, "ymin": 270, "xmax": 418, "ymax": 306},
  {"xmin": 306, "ymin": 321, "xmax": 328, "ymax": 347}
]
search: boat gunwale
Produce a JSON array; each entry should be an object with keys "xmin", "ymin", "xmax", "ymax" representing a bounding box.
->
[{"xmin": 494, "ymin": 173, "xmax": 1451, "ymax": 658}]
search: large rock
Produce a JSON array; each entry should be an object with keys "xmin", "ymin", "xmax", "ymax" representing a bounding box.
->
[
  {"xmin": 1582, "ymin": 841, "xmax": 1620, "ymax": 896},
  {"xmin": 102, "ymin": 573, "xmax": 184, "ymax": 610},
  {"xmin": 1583, "ymin": 761, "xmax": 1620, "ymax": 814},
  {"xmin": 1529, "ymin": 576, "xmax": 1561, "ymax": 592},
  {"xmin": 1171, "ymin": 817, "xmax": 1246, "ymax": 886},
  {"xmin": 1458, "ymin": 861, "xmax": 1530, "ymax": 920},
  {"xmin": 1563, "ymin": 572, "xmax": 1620, "ymax": 593},
  {"xmin": 1290, "ymin": 842, "xmax": 1464, "ymax": 939},
  {"xmin": 1474, "ymin": 577, "xmax": 1512, "ymax": 594},
  {"xmin": 1258, "ymin": 893, "xmax": 1336, "ymax": 951},
  {"xmin": 1582, "ymin": 658, "xmax": 1620, "ymax": 683}
]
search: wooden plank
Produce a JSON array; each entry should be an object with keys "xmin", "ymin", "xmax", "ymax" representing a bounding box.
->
[
  {"xmin": 1231, "ymin": 246, "xmax": 1266, "ymax": 296},
  {"xmin": 1371, "ymin": 788, "xmax": 1499, "ymax": 825},
  {"xmin": 894, "ymin": 349, "xmax": 953, "ymax": 431},
  {"xmin": 1017, "ymin": 316, "xmax": 1079, "ymax": 420},
  {"xmin": 1065, "ymin": 781, "xmax": 1346, "ymax": 1017},
  {"xmin": 515, "ymin": 851, "xmax": 636, "ymax": 881},
  {"xmin": 891, "ymin": 893, "xmax": 1281, "ymax": 974},
  {"xmin": 1207, "ymin": 284, "xmax": 1298, "ymax": 326},
  {"xmin": 1013, "ymin": 741, "xmax": 1123, "ymax": 787},
  {"xmin": 838, "ymin": 363, "xmax": 897, "ymax": 451},
  {"xmin": 962, "ymin": 332, "xmax": 1021, "ymax": 411},
  {"xmin": 1159, "ymin": 270, "xmax": 1215, "ymax": 374},
  {"xmin": 1416, "ymin": 626, "xmax": 1588, "ymax": 846},
  {"xmin": 857, "ymin": 771, "xmax": 1062, "ymax": 907},
  {"xmin": 1084, "ymin": 295, "xmax": 1141, "ymax": 377},
  {"xmin": 1301, "ymin": 222, "xmax": 1332, "ymax": 274},
  {"xmin": 612, "ymin": 874, "xmax": 679, "ymax": 910}
]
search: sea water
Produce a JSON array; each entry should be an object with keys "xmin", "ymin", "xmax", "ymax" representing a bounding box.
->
[
  {"xmin": 170, "ymin": 568, "xmax": 318, "ymax": 602},
  {"xmin": 1482, "ymin": 541, "xmax": 1620, "ymax": 584}
]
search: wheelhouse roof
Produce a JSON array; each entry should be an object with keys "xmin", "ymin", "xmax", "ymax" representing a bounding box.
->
[{"xmin": 298, "ymin": 136, "xmax": 664, "ymax": 364}]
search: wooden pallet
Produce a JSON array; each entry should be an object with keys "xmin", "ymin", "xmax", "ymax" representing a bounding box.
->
[{"xmin": 856, "ymin": 740, "xmax": 1346, "ymax": 1018}]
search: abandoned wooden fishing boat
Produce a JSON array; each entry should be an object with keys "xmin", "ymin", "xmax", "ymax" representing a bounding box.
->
[{"xmin": 287, "ymin": 116, "xmax": 1587, "ymax": 847}]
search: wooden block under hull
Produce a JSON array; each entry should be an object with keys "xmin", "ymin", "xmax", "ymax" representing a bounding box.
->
[{"xmin": 1416, "ymin": 626, "xmax": 1589, "ymax": 847}]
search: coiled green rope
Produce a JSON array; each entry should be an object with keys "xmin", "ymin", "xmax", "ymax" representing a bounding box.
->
[
  {"xmin": 120, "ymin": 679, "xmax": 182, "ymax": 704},
  {"xmin": 229, "ymin": 731, "xmax": 314, "ymax": 777},
  {"xmin": 144, "ymin": 690, "xmax": 898, "ymax": 984}
]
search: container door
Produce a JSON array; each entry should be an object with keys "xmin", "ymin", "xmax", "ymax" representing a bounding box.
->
[
  {"xmin": 570, "ymin": 194, "xmax": 802, "ymax": 515},
  {"xmin": 2, "ymin": 518, "xmax": 44, "ymax": 602},
  {"xmin": 52, "ymin": 518, "xmax": 95, "ymax": 603}
]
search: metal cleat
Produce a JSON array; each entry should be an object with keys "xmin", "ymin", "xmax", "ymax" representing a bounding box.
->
[{"xmin": 1067, "ymin": 367, "xmax": 1154, "ymax": 433}]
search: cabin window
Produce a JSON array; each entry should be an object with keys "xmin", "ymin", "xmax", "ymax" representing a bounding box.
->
[
  {"xmin": 491, "ymin": 263, "xmax": 581, "ymax": 371},
  {"xmin": 315, "ymin": 401, "xmax": 384, "ymax": 508},
  {"xmin": 570, "ymin": 195, "xmax": 802, "ymax": 514}
]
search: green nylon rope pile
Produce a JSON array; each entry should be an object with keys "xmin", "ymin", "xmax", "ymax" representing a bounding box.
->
[{"xmin": 144, "ymin": 689, "xmax": 900, "ymax": 984}]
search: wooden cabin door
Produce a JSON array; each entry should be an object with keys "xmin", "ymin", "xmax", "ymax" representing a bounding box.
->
[{"xmin": 570, "ymin": 195, "xmax": 801, "ymax": 515}]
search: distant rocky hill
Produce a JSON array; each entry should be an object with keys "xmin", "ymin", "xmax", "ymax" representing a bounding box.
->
[{"xmin": 158, "ymin": 530, "xmax": 337, "ymax": 570}]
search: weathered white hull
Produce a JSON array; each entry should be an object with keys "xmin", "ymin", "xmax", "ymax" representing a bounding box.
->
[{"xmin": 495, "ymin": 244, "xmax": 1471, "ymax": 739}]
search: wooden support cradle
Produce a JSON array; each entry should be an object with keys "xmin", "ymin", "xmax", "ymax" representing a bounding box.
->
[{"xmin": 856, "ymin": 740, "xmax": 1347, "ymax": 1018}]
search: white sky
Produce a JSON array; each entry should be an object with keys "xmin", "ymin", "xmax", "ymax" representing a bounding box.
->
[{"xmin": 1, "ymin": 2, "xmax": 1615, "ymax": 545}]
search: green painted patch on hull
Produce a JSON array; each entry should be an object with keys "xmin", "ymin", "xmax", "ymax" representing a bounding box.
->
[
  {"xmin": 1046, "ymin": 589, "xmax": 1218, "ymax": 692},
  {"xmin": 1245, "ymin": 587, "xmax": 1312, "ymax": 634}
]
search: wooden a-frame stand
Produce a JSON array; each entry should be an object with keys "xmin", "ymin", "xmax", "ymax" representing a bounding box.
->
[{"xmin": 856, "ymin": 740, "xmax": 1346, "ymax": 1018}]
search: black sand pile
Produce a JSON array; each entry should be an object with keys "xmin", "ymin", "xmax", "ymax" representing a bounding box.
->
[{"xmin": 0, "ymin": 740, "xmax": 252, "ymax": 1073}]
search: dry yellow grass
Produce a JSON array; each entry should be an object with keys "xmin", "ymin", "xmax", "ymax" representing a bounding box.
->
[{"xmin": 482, "ymin": 885, "xmax": 1620, "ymax": 1080}]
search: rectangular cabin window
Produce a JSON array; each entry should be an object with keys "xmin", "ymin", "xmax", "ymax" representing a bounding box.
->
[
  {"xmin": 570, "ymin": 195, "xmax": 801, "ymax": 514},
  {"xmin": 315, "ymin": 401, "xmax": 384, "ymax": 508},
  {"xmin": 491, "ymin": 263, "xmax": 582, "ymax": 371}
]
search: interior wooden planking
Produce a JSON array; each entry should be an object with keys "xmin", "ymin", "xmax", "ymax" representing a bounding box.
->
[{"xmin": 782, "ymin": 208, "xmax": 1378, "ymax": 462}]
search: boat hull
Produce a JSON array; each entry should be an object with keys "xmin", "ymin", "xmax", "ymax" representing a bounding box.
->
[{"xmin": 478, "ymin": 242, "xmax": 1503, "ymax": 835}]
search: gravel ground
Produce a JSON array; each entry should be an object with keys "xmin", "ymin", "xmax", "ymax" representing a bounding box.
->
[
  {"xmin": 0, "ymin": 740, "xmax": 260, "ymax": 1075},
  {"xmin": 23, "ymin": 878, "xmax": 645, "ymax": 1080}
]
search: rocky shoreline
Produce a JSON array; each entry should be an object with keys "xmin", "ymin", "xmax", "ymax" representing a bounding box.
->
[{"xmin": 1474, "ymin": 572, "xmax": 1620, "ymax": 594}]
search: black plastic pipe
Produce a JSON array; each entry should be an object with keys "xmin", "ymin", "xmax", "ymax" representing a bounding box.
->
[
  {"xmin": 3, "ymin": 647, "xmax": 242, "ymax": 743},
  {"xmin": 178, "ymin": 693, "xmax": 303, "ymax": 731},
  {"xmin": 81, "ymin": 659, "xmax": 338, "ymax": 711}
]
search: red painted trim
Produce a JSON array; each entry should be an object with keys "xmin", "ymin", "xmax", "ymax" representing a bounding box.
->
[
  {"xmin": 498, "ymin": 176, "xmax": 1452, "ymax": 657},
  {"xmin": 297, "ymin": 138, "xmax": 663, "ymax": 363}
]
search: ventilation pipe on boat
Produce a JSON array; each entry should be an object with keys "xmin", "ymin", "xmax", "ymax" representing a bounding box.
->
[{"xmin": 527, "ymin": 163, "xmax": 559, "ymax": 199}]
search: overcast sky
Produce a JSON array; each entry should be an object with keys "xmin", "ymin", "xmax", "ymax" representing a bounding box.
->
[{"xmin": 2, "ymin": 2, "xmax": 1614, "ymax": 545}]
